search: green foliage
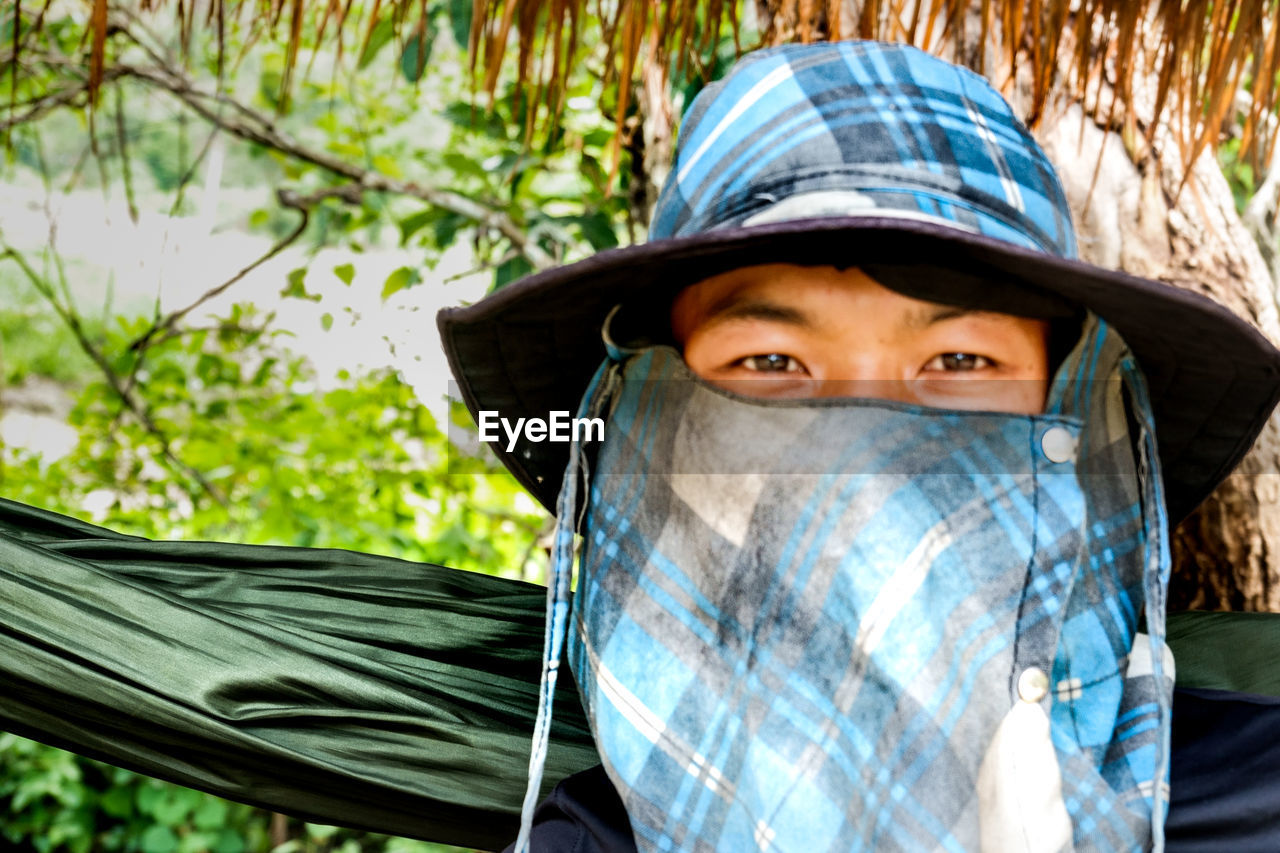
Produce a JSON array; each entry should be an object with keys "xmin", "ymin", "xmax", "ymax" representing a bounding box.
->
[
  {"xmin": 0, "ymin": 304, "xmax": 538, "ymax": 851},
  {"xmin": 0, "ymin": 271, "xmax": 99, "ymax": 384},
  {"xmin": 0, "ymin": 0, "xmax": 637, "ymax": 849},
  {"xmin": 1218, "ymin": 136, "xmax": 1257, "ymax": 215},
  {"xmin": 3, "ymin": 303, "xmax": 545, "ymax": 569},
  {"xmin": 381, "ymin": 266, "xmax": 423, "ymax": 301},
  {"xmin": 399, "ymin": 30, "xmax": 434, "ymax": 83},
  {"xmin": 0, "ymin": 733, "xmax": 267, "ymax": 853},
  {"xmin": 281, "ymin": 268, "xmax": 324, "ymax": 302},
  {"xmin": 137, "ymin": 118, "xmax": 196, "ymax": 193}
]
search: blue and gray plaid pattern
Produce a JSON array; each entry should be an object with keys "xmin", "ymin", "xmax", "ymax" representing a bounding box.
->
[
  {"xmin": 651, "ymin": 41, "xmax": 1076, "ymax": 258},
  {"xmin": 558, "ymin": 317, "xmax": 1170, "ymax": 852}
]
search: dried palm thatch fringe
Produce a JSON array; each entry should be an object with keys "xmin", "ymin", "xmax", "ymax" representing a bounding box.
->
[
  {"xmin": 15, "ymin": 1, "xmax": 1280, "ymax": 183},
  {"xmin": 470, "ymin": 0, "xmax": 1280, "ymax": 181}
]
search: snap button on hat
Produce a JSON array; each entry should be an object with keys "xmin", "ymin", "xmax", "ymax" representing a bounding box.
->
[
  {"xmin": 1018, "ymin": 667, "xmax": 1050, "ymax": 703},
  {"xmin": 1041, "ymin": 426, "xmax": 1076, "ymax": 464}
]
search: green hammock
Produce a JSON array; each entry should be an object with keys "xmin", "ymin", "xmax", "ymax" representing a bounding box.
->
[
  {"xmin": 2, "ymin": 497, "xmax": 1279, "ymax": 850},
  {"xmin": 0, "ymin": 498, "xmax": 596, "ymax": 851}
]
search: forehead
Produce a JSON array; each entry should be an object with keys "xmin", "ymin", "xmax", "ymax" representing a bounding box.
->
[{"xmin": 669, "ymin": 263, "xmax": 1058, "ymax": 336}]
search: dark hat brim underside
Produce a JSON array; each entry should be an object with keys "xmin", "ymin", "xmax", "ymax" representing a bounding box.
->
[{"xmin": 438, "ymin": 216, "xmax": 1280, "ymax": 523}]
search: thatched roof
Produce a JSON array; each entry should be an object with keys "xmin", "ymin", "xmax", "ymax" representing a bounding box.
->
[{"xmin": 28, "ymin": 0, "xmax": 1280, "ymax": 171}]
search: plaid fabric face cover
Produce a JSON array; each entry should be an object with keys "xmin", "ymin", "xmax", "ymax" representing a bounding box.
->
[{"xmin": 550, "ymin": 317, "xmax": 1173, "ymax": 853}]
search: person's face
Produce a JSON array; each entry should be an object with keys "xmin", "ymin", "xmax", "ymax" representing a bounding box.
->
[{"xmin": 670, "ymin": 264, "xmax": 1052, "ymax": 414}]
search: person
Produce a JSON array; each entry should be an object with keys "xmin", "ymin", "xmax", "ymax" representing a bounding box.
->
[{"xmin": 436, "ymin": 41, "xmax": 1280, "ymax": 852}]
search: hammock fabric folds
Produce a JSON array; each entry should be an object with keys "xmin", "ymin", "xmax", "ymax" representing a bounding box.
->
[
  {"xmin": 0, "ymin": 499, "xmax": 597, "ymax": 851},
  {"xmin": 4, "ymin": 497, "xmax": 1280, "ymax": 849}
]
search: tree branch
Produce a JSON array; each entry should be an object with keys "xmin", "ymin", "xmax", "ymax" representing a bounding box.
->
[
  {"xmin": 102, "ymin": 39, "xmax": 553, "ymax": 270},
  {"xmin": 126, "ymin": 184, "xmax": 336, "ymax": 359},
  {"xmin": 148, "ymin": 322, "xmax": 270, "ymax": 349},
  {"xmin": 0, "ymin": 244, "xmax": 230, "ymax": 507},
  {"xmin": 0, "ymin": 74, "xmax": 113, "ymax": 134},
  {"xmin": 7, "ymin": 34, "xmax": 554, "ymax": 269},
  {"xmin": 9, "ymin": 25, "xmax": 553, "ymax": 270}
]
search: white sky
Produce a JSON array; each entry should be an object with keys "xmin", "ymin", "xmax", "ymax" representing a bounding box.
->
[{"xmin": 0, "ymin": 182, "xmax": 490, "ymax": 459}]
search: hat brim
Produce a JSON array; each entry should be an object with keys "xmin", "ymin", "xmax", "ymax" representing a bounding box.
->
[{"xmin": 438, "ymin": 216, "xmax": 1280, "ymax": 522}]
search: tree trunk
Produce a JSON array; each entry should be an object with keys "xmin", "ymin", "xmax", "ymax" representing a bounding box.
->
[{"xmin": 1034, "ymin": 81, "xmax": 1280, "ymax": 612}]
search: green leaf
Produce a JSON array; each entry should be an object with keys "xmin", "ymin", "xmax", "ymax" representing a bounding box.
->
[
  {"xmin": 399, "ymin": 29, "xmax": 432, "ymax": 83},
  {"xmin": 433, "ymin": 211, "xmax": 468, "ymax": 249},
  {"xmin": 99, "ymin": 784, "xmax": 133, "ymax": 818},
  {"xmin": 154, "ymin": 787, "xmax": 200, "ymax": 824},
  {"xmin": 140, "ymin": 825, "xmax": 179, "ymax": 853},
  {"xmin": 320, "ymin": 312, "xmax": 334, "ymax": 331},
  {"xmin": 580, "ymin": 154, "xmax": 609, "ymax": 192},
  {"xmin": 196, "ymin": 353, "xmax": 223, "ymax": 384},
  {"xmin": 280, "ymin": 267, "xmax": 321, "ymax": 302},
  {"xmin": 210, "ymin": 828, "xmax": 246, "ymax": 853},
  {"xmin": 494, "ymin": 151, "xmax": 537, "ymax": 177},
  {"xmin": 358, "ymin": 18, "xmax": 397, "ymax": 69},
  {"xmin": 441, "ymin": 151, "xmax": 489, "ymax": 179},
  {"xmin": 441, "ymin": 102, "xmax": 507, "ymax": 138},
  {"xmin": 304, "ymin": 823, "xmax": 339, "ymax": 840},
  {"xmin": 397, "ymin": 209, "xmax": 438, "ymax": 244},
  {"xmin": 446, "ymin": 0, "xmax": 473, "ymax": 48},
  {"xmin": 327, "ymin": 139, "xmax": 365, "ymax": 160},
  {"xmin": 136, "ymin": 782, "xmax": 164, "ymax": 815},
  {"xmin": 582, "ymin": 128, "xmax": 614, "ymax": 149},
  {"xmin": 257, "ymin": 69, "xmax": 283, "ymax": 109},
  {"xmin": 332, "ymin": 263, "xmax": 355, "ymax": 286},
  {"xmin": 494, "ymin": 255, "xmax": 534, "ymax": 289},
  {"xmin": 381, "ymin": 266, "xmax": 422, "ymax": 301},
  {"xmin": 192, "ymin": 796, "xmax": 228, "ymax": 831},
  {"xmin": 250, "ymin": 357, "xmax": 279, "ymax": 387},
  {"xmin": 370, "ymin": 153, "xmax": 403, "ymax": 178},
  {"xmin": 576, "ymin": 211, "xmax": 619, "ymax": 250}
]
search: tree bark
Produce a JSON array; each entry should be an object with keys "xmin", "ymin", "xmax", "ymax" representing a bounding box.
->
[{"xmin": 1035, "ymin": 82, "xmax": 1280, "ymax": 612}]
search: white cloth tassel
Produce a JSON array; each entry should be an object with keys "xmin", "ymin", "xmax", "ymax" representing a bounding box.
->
[{"xmin": 977, "ymin": 701, "xmax": 1074, "ymax": 853}]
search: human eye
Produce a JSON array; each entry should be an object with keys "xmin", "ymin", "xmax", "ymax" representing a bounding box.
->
[
  {"xmin": 735, "ymin": 353, "xmax": 806, "ymax": 374},
  {"xmin": 922, "ymin": 352, "xmax": 995, "ymax": 373}
]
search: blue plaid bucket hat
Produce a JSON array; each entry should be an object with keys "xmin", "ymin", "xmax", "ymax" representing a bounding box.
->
[{"xmin": 438, "ymin": 40, "xmax": 1280, "ymax": 522}]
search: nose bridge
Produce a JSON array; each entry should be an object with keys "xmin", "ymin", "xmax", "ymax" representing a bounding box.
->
[
  {"xmin": 815, "ymin": 379, "xmax": 912, "ymax": 402},
  {"xmin": 816, "ymin": 353, "xmax": 911, "ymax": 402}
]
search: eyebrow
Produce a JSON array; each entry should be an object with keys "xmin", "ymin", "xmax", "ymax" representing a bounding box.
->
[
  {"xmin": 703, "ymin": 295, "xmax": 813, "ymax": 329},
  {"xmin": 703, "ymin": 294, "xmax": 988, "ymax": 331},
  {"xmin": 903, "ymin": 304, "xmax": 983, "ymax": 329}
]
